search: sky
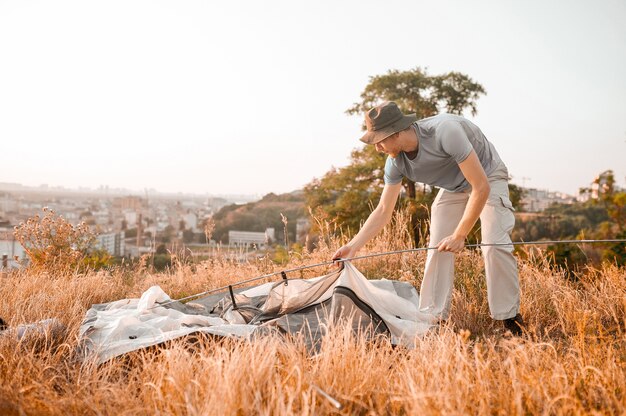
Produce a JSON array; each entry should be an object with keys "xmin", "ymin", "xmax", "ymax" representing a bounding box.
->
[{"xmin": 1, "ymin": 0, "xmax": 625, "ymax": 197}]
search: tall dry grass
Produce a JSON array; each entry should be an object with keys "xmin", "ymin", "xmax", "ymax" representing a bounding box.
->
[{"xmin": 0, "ymin": 210, "xmax": 625, "ymax": 415}]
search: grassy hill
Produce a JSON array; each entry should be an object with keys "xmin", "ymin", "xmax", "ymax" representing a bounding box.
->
[
  {"xmin": 0, "ymin": 211, "xmax": 625, "ymax": 414},
  {"xmin": 211, "ymin": 191, "xmax": 307, "ymax": 244}
]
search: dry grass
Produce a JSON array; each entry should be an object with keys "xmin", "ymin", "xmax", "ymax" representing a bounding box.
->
[{"xmin": 1, "ymin": 212, "xmax": 625, "ymax": 415}]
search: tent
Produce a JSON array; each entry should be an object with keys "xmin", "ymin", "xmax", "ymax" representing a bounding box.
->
[{"xmin": 79, "ymin": 262, "xmax": 435, "ymax": 363}]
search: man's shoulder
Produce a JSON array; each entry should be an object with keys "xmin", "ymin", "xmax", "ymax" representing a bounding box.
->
[
  {"xmin": 419, "ymin": 113, "xmax": 467, "ymax": 126},
  {"xmin": 385, "ymin": 154, "xmax": 399, "ymax": 167},
  {"xmin": 419, "ymin": 114, "xmax": 477, "ymax": 138},
  {"xmin": 383, "ymin": 155, "xmax": 405, "ymax": 184},
  {"xmin": 385, "ymin": 154, "xmax": 408, "ymax": 172}
]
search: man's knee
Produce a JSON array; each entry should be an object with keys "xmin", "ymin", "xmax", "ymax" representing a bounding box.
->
[{"xmin": 481, "ymin": 244, "xmax": 515, "ymax": 259}]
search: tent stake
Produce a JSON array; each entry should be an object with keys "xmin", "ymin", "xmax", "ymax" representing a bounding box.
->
[
  {"xmin": 228, "ymin": 285, "xmax": 237, "ymax": 310},
  {"xmin": 312, "ymin": 384, "xmax": 343, "ymax": 410}
]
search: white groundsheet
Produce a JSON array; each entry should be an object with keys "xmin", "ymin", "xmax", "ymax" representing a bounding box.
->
[{"xmin": 80, "ymin": 263, "xmax": 434, "ymax": 363}]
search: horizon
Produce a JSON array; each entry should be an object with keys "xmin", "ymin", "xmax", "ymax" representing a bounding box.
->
[
  {"xmin": 1, "ymin": 0, "xmax": 625, "ymax": 196},
  {"xmin": 0, "ymin": 177, "xmax": 601, "ymax": 201},
  {"xmin": 0, "ymin": 180, "xmax": 263, "ymax": 201}
]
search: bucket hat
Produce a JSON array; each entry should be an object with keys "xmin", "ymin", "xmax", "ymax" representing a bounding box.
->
[{"xmin": 359, "ymin": 101, "xmax": 417, "ymax": 144}]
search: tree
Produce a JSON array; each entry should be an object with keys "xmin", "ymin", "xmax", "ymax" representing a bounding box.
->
[
  {"xmin": 508, "ymin": 183, "xmax": 525, "ymax": 212},
  {"xmin": 305, "ymin": 67, "xmax": 487, "ymax": 243},
  {"xmin": 304, "ymin": 145, "xmax": 386, "ymax": 234},
  {"xmin": 513, "ymin": 170, "xmax": 625, "ymax": 270},
  {"xmin": 346, "ymin": 68, "xmax": 486, "ymax": 120},
  {"xmin": 585, "ymin": 170, "xmax": 626, "ymax": 265},
  {"xmin": 593, "ymin": 170, "xmax": 625, "ymax": 234}
]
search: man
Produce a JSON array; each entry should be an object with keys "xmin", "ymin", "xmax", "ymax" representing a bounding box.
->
[{"xmin": 332, "ymin": 101, "xmax": 524, "ymax": 335}]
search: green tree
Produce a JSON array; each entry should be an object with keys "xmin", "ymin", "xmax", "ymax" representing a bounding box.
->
[
  {"xmin": 515, "ymin": 170, "xmax": 626, "ymax": 270},
  {"xmin": 305, "ymin": 67, "xmax": 486, "ymax": 243},
  {"xmin": 346, "ymin": 68, "xmax": 485, "ymax": 120},
  {"xmin": 508, "ymin": 183, "xmax": 525, "ymax": 212},
  {"xmin": 304, "ymin": 145, "xmax": 386, "ymax": 234},
  {"xmin": 586, "ymin": 170, "xmax": 626, "ymax": 265}
]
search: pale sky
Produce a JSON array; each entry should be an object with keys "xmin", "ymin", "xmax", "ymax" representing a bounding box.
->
[{"xmin": 1, "ymin": 0, "xmax": 625, "ymax": 197}]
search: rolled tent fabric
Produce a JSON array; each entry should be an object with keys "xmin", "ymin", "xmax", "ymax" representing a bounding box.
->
[
  {"xmin": 79, "ymin": 262, "xmax": 435, "ymax": 363},
  {"xmin": 0, "ymin": 318, "xmax": 66, "ymax": 340}
]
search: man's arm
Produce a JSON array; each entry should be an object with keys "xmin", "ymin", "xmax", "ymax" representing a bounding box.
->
[
  {"xmin": 436, "ymin": 150, "xmax": 490, "ymax": 252},
  {"xmin": 332, "ymin": 182, "xmax": 403, "ymax": 260}
]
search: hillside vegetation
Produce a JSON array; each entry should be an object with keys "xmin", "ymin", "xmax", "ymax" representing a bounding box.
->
[
  {"xmin": 1, "ymin": 209, "xmax": 625, "ymax": 415},
  {"xmin": 211, "ymin": 192, "xmax": 306, "ymax": 244}
]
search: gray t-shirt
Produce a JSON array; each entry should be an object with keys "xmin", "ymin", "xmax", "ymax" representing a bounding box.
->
[{"xmin": 384, "ymin": 113, "xmax": 503, "ymax": 192}]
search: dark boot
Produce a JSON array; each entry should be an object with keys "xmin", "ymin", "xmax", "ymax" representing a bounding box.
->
[{"xmin": 502, "ymin": 313, "xmax": 524, "ymax": 336}]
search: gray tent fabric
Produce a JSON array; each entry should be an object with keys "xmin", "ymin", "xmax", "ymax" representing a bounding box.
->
[
  {"xmin": 0, "ymin": 318, "xmax": 65, "ymax": 340},
  {"xmin": 79, "ymin": 262, "xmax": 435, "ymax": 363}
]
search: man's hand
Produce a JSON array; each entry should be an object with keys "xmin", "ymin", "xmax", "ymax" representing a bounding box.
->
[
  {"xmin": 332, "ymin": 245, "xmax": 358, "ymax": 264},
  {"xmin": 436, "ymin": 234, "xmax": 466, "ymax": 253}
]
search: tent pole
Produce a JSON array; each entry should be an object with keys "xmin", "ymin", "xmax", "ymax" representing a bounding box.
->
[{"xmin": 153, "ymin": 239, "xmax": 626, "ymax": 308}]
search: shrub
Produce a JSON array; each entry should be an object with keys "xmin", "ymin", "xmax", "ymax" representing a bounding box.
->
[{"xmin": 13, "ymin": 207, "xmax": 110, "ymax": 274}]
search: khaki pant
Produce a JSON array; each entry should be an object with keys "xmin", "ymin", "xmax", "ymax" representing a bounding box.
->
[{"xmin": 418, "ymin": 163, "xmax": 520, "ymax": 320}]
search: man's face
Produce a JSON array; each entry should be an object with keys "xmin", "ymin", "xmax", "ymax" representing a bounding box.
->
[{"xmin": 374, "ymin": 133, "xmax": 400, "ymax": 158}]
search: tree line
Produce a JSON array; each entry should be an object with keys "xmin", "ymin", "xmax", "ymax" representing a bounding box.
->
[{"xmin": 514, "ymin": 170, "xmax": 625, "ymax": 268}]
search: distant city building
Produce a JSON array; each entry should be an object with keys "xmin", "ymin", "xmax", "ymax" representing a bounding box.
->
[
  {"xmin": 0, "ymin": 194, "xmax": 19, "ymax": 214},
  {"xmin": 113, "ymin": 196, "xmax": 147, "ymax": 211},
  {"xmin": 578, "ymin": 189, "xmax": 591, "ymax": 202},
  {"xmin": 143, "ymin": 225, "xmax": 157, "ymax": 239},
  {"xmin": 0, "ymin": 238, "xmax": 26, "ymax": 261},
  {"xmin": 93, "ymin": 210, "xmax": 110, "ymax": 227},
  {"xmin": 228, "ymin": 228, "xmax": 274, "ymax": 248},
  {"xmin": 63, "ymin": 211, "xmax": 80, "ymax": 223},
  {"xmin": 183, "ymin": 212, "xmax": 198, "ymax": 232},
  {"xmin": 123, "ymin": 244, "xmax": 153, "ymax": 258},
  {"xmin": 591, "ymin": 170, "xmax": 615, "ymax": 200},
  {"xmin": 577, "ymin": 170, "xmax": 624, "ymax": 203},
  {"xmin": 521, "ymin": 188, "xmax": 576, "ymax": 212},
  {"xmin": 124, "ymin": 211, "xmax": 138, "ymax": 226},
  {"xmin": 95, "ymin": 232, "xmax": 125, "ymax": 256},
  {"xmin": 0, "ymin": 226, "xmax": 26, "ymax": 270},
  {"xmin": 1, "ymin": 254, "xmax": 22, "ymax": 270},
  {"xmin": 180, "ymin": 200, "xmax": 200, "ymax": 209},
  {"xmin": 156, "ymin": 220, "xmax": 170, "ymax": 232},
  {"xmin": 296, "ymin": 218, "xmax": 310, "ymax": 243},
  {"xmin": 0, "ymin": 187, "xmax": 295, "ymax": 258}
]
